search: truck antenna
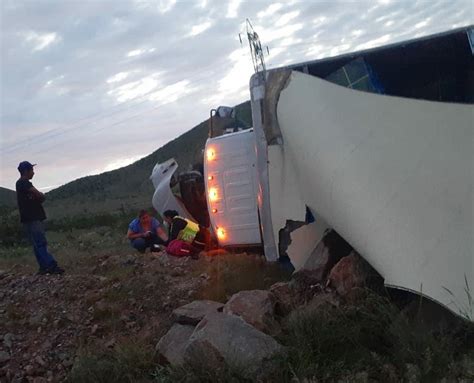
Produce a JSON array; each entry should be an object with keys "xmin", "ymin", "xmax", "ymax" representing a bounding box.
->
[{"xmin": 240, "ymin": 18, "xmax": 268, "ymax": 74}]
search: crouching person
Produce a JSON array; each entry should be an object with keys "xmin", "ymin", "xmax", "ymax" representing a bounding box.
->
[
  {"xmin": 162, "ymin": 210, "xmax": 210, "ymax": 257},
  {"xmin": 127, "ymin": 210, "xmax": 168, "ymax": 253}
]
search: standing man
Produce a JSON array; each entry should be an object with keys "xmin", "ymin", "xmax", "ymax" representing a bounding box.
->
[{"xmin": 15, "ymin": 161, "xmax": 64, "ymax": 275}]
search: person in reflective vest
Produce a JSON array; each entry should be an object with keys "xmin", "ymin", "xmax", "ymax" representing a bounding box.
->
[{"xmin": 162, "ymin": 210, "xmax": 209, "ymax": 253}]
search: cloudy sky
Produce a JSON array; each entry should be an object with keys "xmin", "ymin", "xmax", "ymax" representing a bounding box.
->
[{"xmin": 0, "ymin": 0, "xmax": 472, "ymax": 191}]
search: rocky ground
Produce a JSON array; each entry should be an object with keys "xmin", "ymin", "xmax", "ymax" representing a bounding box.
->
[
  {"xmin": 154, "ymin": 247, "xmax": 474, "ymax": 383},
  {"xmin": 0, "ymin": 249, "xmax": 288, "ymax": 383},
  {"xmin": 0, "ymin": 229, "xmax": 473, "ymax": 383}
]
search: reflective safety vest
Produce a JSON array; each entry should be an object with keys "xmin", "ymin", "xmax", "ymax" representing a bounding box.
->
[{"xmin": 176, "ymin": 216, "xmax": 199, "ymax": 243}]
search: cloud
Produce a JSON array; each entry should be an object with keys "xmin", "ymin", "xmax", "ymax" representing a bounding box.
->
[
  {"xmin": 106, "ymin": 72, "xmax": 129, "ymax": 84},
  {"xmin": 158, "ymin": 0, "xmax": 177, "ymax": 14},
  {"xmin": 148, "ymin": 80, "xmax": 198, "ymax": 103},
  {"xmin": 275, "ymin": 10, "xmax": 300, "ymax": 27},
  {"xmin": 98, "ymin": 154, "xmax": 147, "ymax": 173},
  {"xmin": 127, "ymin": 47, "xmax": 155, "ymax": 57},
  {"xmin": 23, "ymin": 30, "xmax": 60, "ymax": 51},
  {"xmin": 226, "ymin": 0, "xmax": 242, "ymax": 18},
  {"xmin": 1, "ymin": 0, "xmax": 472, "ymax": 190},
  {"xmin": 188, "ymin": 21, "xmax": 212, "ymax": 37},
  {"xmin": 257, "ymin": 3, "xmax": 283, "ymax": 19},
  {"xmin": 415, "ymin": 18, "xmax": 431, "ymax": 29},
  {"xmin": 354, "ymin": 34, "xmax": 392, "ymax": 51},
  {"xmin": 108, "ymin": 74, "xmax": 161, "ymax": 103}
]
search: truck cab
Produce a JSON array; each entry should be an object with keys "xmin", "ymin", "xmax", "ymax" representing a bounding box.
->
[
  {"xmin": 151, "ymin": 105, "xmax": 261, "ymax": 248},
  {"xmin": 204, "ymin": 127, "xmax": 261, "ymax": 246}
]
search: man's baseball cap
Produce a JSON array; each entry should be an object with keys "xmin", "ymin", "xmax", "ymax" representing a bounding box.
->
[{"xmin": 17, "ymin": 161, "xmax": 36, "ymax": 173}]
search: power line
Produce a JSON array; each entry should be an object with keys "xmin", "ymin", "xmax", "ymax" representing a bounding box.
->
[
  {"xmin": 2, "ymin": 59, "xmax": 235, "ymax": 150},
  {"xmin": 26, "ymin": 87, "xmax": 213, "ymax": 155},
  {"xmin": 23, "ymin": 65, "xmax": 252, "ymax": 155},
  {"xmin": 2, "ymin": 56, "xmax": 248, "ymax": 154},
  {"xmin": 6, "ymin": 22, "xmax": 457, "ymax": 155}
]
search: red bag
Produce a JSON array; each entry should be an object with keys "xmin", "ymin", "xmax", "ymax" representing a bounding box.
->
[{"xmin": 166, "ymin": 239, "xmax": 194, "ymax": 257}]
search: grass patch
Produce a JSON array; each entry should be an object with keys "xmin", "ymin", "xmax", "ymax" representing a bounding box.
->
[
  {"xmin": 67, "ymin": 340, "xmax": 156, "ymax": 383},
  {"xmin": 0, "ymin": 245, "xmax": 31, "ymax": 259},
  {"xmin": 0, "ymin": 211, "xmax": 27, "ymax": 247},
  {"xmin": 274, "ymin": 291, "xmax": 474, "ymax": 382},
  {"xmin": 46, "ymin": 211, "xmax": 138, "ymax": 233},
  {"xmin": 0, "ymin": 209, "xmax": 135, "ymax": 273},
  {"xmin": 196, "ymin": 252, "xmax": 292, "ymax": 302},
  {"xmin": 151, "ymin": 363, "xmax": 253, "ymax": 383},
  {"xmin": 103, "ymin": 266, "xmax": 136, "ymax": 282},
  {"xmin": 0, "ymin": 245, "xmax": 36, "ymax": 271}
]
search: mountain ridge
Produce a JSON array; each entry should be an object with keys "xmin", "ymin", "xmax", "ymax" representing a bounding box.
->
[
  {"xmin": 0, "ymin": 186, "xmax": 16, "ymax": 208},
  {"xmin": 43, "ymin": 101, "xmax": 251, "ymax": 218}
]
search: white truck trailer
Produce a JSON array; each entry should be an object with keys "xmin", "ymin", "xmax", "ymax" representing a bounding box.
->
[{"xmin": 153, "ymin": 26, "xmax": 474, "ymax": 319}]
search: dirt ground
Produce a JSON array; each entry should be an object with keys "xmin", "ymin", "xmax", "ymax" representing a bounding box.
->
[{"xmin": 0, "ymin": 238, "xmax": 290, "ymax": 382}]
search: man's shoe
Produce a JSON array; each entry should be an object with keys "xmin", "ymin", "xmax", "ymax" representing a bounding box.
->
[
  {"xmin": 49, "ymin": 266, "xmax": 65, "ymax": 275},
  {"xmin": 151, "ymin": 244, "xmax": 165, "ymax": 253},
  {"xmin": 36, "ymin": 266, "xmax": 64, "ymax": 276}
]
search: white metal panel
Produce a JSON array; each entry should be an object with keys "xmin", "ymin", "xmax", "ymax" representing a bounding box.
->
[
  {"xmin": 250, "ymin": 73, "xmax": 279, "ymax": 261},
  {"xmin": 150, "ymin": 158, "xmax": 193, "ymax": 219},
  {"xmin": 267, "ymin": 144, "xmax": 331, "ymax": 269},
  {"xmin": 204, "ymin": 130, "xmax": 261, "ymax": 246},
  {"xmin": 287, "ymin": 221, "xmax": 330, "ymax": 271},
  {"xmin": 275, "ymin": 70, "xmax": 473, "ymax": 318}
]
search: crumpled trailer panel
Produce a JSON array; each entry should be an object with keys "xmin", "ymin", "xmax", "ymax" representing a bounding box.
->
[{"xmin": 253, "ymin": 69, "xmax": 473, "ymax": 319}]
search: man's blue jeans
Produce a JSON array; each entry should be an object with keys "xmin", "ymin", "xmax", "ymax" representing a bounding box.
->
[{"xmin": 24, "ymin": 221, "xmax": 57, "ymax": 271}]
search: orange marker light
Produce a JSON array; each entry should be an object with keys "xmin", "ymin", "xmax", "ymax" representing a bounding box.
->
[
  {"xmin": 217, "ymin": 227, "xmax": 226, "ymax": 239},
  {"xmin": 212, "ymin": 208, "xmax": 218, "ymax": 213},
  {"xmin": 209, "ymin": 187, "xmax": 218, "ymax": 201},
  {"xmin": 208, "ymin": 175, "xmax": 213, "ymax": 181},
  {"xmin": 206, "ymin": 148, "xmax": 215, "ymax": 161}
]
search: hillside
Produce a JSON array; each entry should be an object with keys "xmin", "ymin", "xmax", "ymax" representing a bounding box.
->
[
  {"xmin": 44, "ymin": 101, "xmax": 252, "ymax": 218},
  {"xmin": 0, "ymin": 187, "xmax": 16, "ymax": 209}
]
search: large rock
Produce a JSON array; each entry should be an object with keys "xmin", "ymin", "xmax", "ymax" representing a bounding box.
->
[
  {"xmin": 301, "ymin": 230, "xmax": 353, "ymax": 280},
  {"xmin": 289, "ymin": 269, "xmax": 324, "ymax": 303},
  {"xmin": 269, "ymin": 282, "xmax": 294, "ymax": 316},
  {"xmin": 156, "ymin": 324, "xmax": 195, "ymax": 366},
  {"xmin": 223, "ymin": 290, "xmax": 279, "ymax": 334},
  {"xmin": 172, "ymin": 300, "xmax": 224, "ymax": 326},
  {"xmin": 288, "ymin": 291, "xmax": 340, "ymax": 323},
  {"xmin": 289, "ymin": 230, "xmax": 355, "ymax": 303},
  {"xmin": 328, "ymin": 252, "xmax": 381, "ymax": 296},
  {"xmin": 184, "ymin": 312, "xmax": 285, "ymax": 379}
]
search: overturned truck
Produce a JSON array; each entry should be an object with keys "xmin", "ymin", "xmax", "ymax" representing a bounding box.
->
[{"xmin": 154, "ymin": 26, "xmax": 474, "ymax": 319}]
